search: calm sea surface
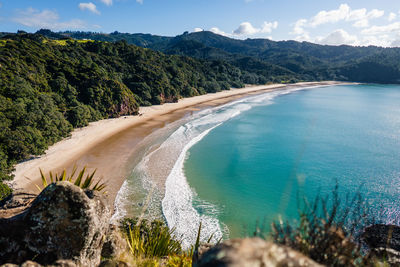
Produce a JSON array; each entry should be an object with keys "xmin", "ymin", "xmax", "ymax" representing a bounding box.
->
[{"xmin": 184, "ymin": 84, "xmax": 400, "ymax": 238}]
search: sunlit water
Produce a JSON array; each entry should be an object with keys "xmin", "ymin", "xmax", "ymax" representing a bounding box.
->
[{"xmin": 114, "ymin": 84, "xmax": 400, "ymax": 247}]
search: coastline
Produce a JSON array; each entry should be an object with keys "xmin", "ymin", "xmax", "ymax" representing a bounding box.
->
[{"xmin": 11, "ymin": 81, "xmax": 347, "ymax": 207}]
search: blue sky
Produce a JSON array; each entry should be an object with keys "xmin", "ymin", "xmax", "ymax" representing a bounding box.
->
[{"xmin": 1, "ymin": 0, "xmax": 400, "ymax": 46}]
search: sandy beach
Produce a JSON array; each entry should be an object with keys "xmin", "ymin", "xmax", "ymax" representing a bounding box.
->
[{"xmin": 11, "ymin": 81, "xmax": 345, "ymax": 207}]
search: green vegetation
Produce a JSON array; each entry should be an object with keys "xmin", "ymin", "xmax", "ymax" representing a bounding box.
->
[
  {"xmin": 267, "ymin": 186, "xmax": 388, "ymax": 266},
  {"xmin": 121, "ymin": 218, "xmax": 192, "ymax": 266},
  {"xmin": 122, "ymin": 218, "xmax": 182, "ymax": 258},
  {"xmin": 37, "ymin": 167, "xmax": 106, "ymax": 192},
  {"xmin": 57, "ymin": 30, "xmax": 400, "ymax": 84},
  {"xmin": 0, "ymin": 182, "xmax": 12, "ymax": 201},
  {"xmin": 0, "ymin": 32, "xmax": 255, "ymax": 200}
]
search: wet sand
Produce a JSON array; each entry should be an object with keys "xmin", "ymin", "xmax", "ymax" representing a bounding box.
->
[{"xmin": 11, "ymin": 81, "xmax": 347, "ymax": 207}]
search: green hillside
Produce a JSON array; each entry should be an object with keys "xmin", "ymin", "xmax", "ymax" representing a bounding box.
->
[
  {"xmin": 0, "ymin": 32, "xmax": 264, "ymax": 199},
  {"xmin": 57, "ymin": 30, "xmax": 400, "ymax": 84}
]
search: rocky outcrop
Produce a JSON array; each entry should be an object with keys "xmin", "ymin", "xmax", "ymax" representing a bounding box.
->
[
  {"xmin": 194, "ymin": 237, "xmax": 323, "ymax": 267},
  {"xmin": 363, "ymin": 224, "xmax": 400, "ymax": 265},
  {"xmin": 0, "ymin": 182, "xmax": 111, "ymax": 266}
]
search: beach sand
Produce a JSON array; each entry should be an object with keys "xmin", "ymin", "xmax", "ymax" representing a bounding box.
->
[{"xmin": 11, "ymin": 81, "xmax": 346, "ymax": 207}]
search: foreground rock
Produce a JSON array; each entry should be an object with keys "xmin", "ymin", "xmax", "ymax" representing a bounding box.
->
[
  {"xmin": 194, "ymin": 237, "xmax": 323, "ymax": 267},
  {"xmin": 0, "ymin": 182, "xmax": 111, "ymax": 266},
  {"xmin": 363, "ymin": 224, "xmax": 400, "ymax": 265}
]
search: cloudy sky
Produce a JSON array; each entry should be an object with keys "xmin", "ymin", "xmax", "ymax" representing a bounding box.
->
[{"xmin": 1, "ymin": 0, "xmax": 400, "ymax": 47}]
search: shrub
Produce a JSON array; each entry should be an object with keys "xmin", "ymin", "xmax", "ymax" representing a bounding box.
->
[
  {"xmin": 269, "ymin": 185, "xmax": 369, "ymax": 266},
  {"xmin": 0, "ymin": 182, "xmax": 12, "ymax": 201},
  {"xmin": 122, "ymin": 218, "xmax": 183, "ymax": 258}
]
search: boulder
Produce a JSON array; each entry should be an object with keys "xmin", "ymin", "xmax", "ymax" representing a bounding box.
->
[
  {"xmin": 195, "ymin": 237, "xmax": 323, "ymax": 267},
  {"xmin": 101, "ymin": 225, "xmax": 129, "ymax": 259},
  {"xmin": 0, "ymin": 182, "xmax": 111, "ymax": 266}
]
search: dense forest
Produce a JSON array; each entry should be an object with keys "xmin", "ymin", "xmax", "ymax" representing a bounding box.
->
[
  {"xmin": 0, "ymin": 32, "xmax": 268, "ymax": 199},
  {"xmin": 51, "ymin": 29, "xmax": 400, "ymax": 84}
]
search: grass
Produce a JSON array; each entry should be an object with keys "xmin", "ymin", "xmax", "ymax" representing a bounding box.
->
[
  {"xmin": 122, "ymin": 218, "xmax": 183, "ymax": 258},
  {"xmin": 42, "ymin": 39, "xmax": 94, "ymax": 46},
  {"xmin": 120, "ymin": 218, "xmax": 210, "ymax": 266},
  {"xmin": 37, "ymin": 166, "xmax": 106, "ymax": 192}
]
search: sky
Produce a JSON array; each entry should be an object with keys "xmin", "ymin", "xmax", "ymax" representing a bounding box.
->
[{"xmin": 1, "ymin": 0, "xmax": 400, "ymax": 47}]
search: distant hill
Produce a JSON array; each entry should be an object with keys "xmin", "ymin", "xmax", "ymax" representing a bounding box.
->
[{"xmin": 47, "ymin": 30, "xmax": 400, "ymax": 84}]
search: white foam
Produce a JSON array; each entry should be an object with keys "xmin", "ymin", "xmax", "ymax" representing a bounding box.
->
[
  {"xmin": 162, "ymin": 124, "xmax": 223, "ymax": 249},
  {"xmin": 113, "ymin": 84, "xmax": 327, "ymax": 248}
]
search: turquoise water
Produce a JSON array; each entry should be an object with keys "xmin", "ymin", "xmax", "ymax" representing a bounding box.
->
[{"xmin": 184, "ymin": 84, "xmax": 400, "ymax": 238}]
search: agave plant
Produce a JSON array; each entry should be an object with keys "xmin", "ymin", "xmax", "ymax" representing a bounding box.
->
[{"xmin": 37, "ymin": 166, "xmax": 107, "ymax": 192}]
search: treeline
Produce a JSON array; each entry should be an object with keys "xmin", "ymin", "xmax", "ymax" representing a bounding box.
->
[
  {"xmin": 0, "ymin": 33, "xmax": 263, "ymax": 199},
  {"xmin": 54, "ymin": 30, "xmax": 400, "ymax": 84}
]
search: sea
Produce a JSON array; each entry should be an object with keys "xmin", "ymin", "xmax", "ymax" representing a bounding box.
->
[{"xmin": 112, "ymin": 84, "xmax": 400, "ymax": 249}]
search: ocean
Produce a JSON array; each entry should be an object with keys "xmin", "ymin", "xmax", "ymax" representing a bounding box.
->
[{"xmin": 113, "ymin": 84, "xmax": 400, "ymax": 249}]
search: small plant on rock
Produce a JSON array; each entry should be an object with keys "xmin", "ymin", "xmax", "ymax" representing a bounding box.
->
[{"xmin": 37, "ymin": 166, "xmax": 106, "ymax": 192}]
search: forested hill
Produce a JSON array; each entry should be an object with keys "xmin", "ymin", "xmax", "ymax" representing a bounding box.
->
[
  {"xmin": 1, "ymin": 30, "xmax": 400, "ymax": 200},
  {"xmin": 51, "ymin": 30, "xmax": 400, "ymax": 84},
  {"xmin": 0, "ymin": 32, "xmax": 270, "ymax": 199}
]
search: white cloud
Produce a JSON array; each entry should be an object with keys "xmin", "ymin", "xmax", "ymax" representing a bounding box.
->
[
  {"xmin": 233, "ymin": 21, "xmax": 278, "ymax": 35},
  {"xmin": 352, "ymin": 19, "xmax": 369, "ymax": 28},
  {"xmin": 388, "ymin": 12, "xmax": 397, "ymax": 22},
  {"xmin": 368, "ymin": 9, "xmax": 385, "ymax": 19},
  {"xmin": 193, "ymin": 28, "xmax": 203, "ymax": 32},
  {"xmin": 289, "ymin": 4, "xmax": 398, "ymax": 46},
  {"xmin": 310, "ymin": 4, "xmax": 350, "ymax": 27},
  {"xmin": 306, "ymin": 4, "xmax": 384, "ymax": 29},
  {"xmin": 13, "ymin": 8, "xmax": 86, "ymax": 30},
  {"xmin": 79, "ymin": 2, "xmax": 100, "ymax": 15},
  {"xmin": 291, "ymin": 19, "xmax": 307, "ymax": 35},
  {"xmin": 205, "ymin": 21, "xmax": 278, "ymax": 38},
  {"xmin": 209, "ymin": 27, "xmax": 229, "ymax": 37},
  {"xmin": 316, "ymin": 29, "xmax": 358, "ymax": 46},
  {"xmin": 261, "ymin": 21, "xmax": 278, "ymax": 33},
  {"xmin": 361, "ymin": 22, "xmax": 400, "ymax": 35},
  {"xmin": 234, "ymin": 22, "xmax": 259, "ymax": 35},
  {"xmin": 100, "ymin": 0, "xmax": 112, "ymax": 6},
  {"xmin": 136, "ymin": 0, "xmax": 143, "ymax": 4}
]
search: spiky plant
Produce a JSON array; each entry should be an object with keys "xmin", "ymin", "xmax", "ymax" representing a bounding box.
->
[
  {"xmin": 37, "ymin": 166, "xmax": 106, "ymax": 192},
  {"xmin": 122, "ymin": 218, "xmax": 182, "ymax": 259}
]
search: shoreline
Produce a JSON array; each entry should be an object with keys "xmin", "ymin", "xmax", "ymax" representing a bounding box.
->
[{"xmin": 11, "ymin": 81, "xmax": 348, "ymax": 208}]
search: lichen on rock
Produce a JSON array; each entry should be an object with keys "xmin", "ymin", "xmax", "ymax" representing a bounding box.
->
[{"xmin": 0, "ymin": 182, "xmax": 111, "ymax": 266}]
